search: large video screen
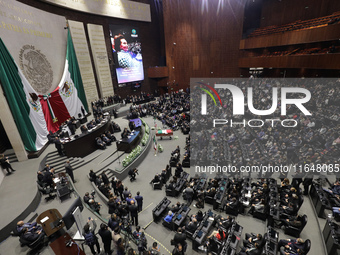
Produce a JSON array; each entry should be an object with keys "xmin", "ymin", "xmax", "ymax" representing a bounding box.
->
[{"xmin": 109, "ymin": 25, "xmax": 144, "ymax": 84}]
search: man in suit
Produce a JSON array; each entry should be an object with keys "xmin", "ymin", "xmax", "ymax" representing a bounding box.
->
[
  {"xmin": 0, "ymin": 154, "xmax": 15, "ymax": 174},
  {"xmin": 129, "ymin": 200, "xmax": 139, "ymax": 226},
  {"xmin": 173, "ymin": 227, "xmax": 187, "ymax": 252},
  {"xmin": 20, "ymin": 227, "xmax": 44, "ymax": 244},
  {"xmin": 64, "ymin": 160, "xmax": 75, "ymax": 183},
  {"xmin": 98, "ymin": 223, "xmax": 112, "ymax": 255},
  {"xmin": 135, "ymin": 191, "xmax": 143, "ymax": 212},
  {"xmin": 184, "ymin": 184, "xmax": 194, "ymax": 205},
  {"xmin": 123, "ymin": 187, "xmax": 131, "ymax": 200},
  {"xmin": 278, "ymin": 238, "xmax": 305, "ymax": 255},
  {"xmin": 54, "ymin": 137, "xmax": 64, "ymax": 156}
]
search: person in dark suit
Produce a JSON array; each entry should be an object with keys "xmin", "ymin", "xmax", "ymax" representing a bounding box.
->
[
  {"xmin": 83, "ymin": 218, "xmax": 100, "ymax": 255},
  {"xmin": 96, "ymin": 137, "xmax": 106, "ymax": 149},
  {"xmin": 239, "ymin": 242, "xmax": 262, "ymax": 255},
  {"xmin": 123, "ymin": 187, "xmax": 131, "ymax": 200},
  {"xmin": 0, "ymin": 154, "xmax": 15, "ymax": 174},
  {"xmin": 20, "ymin": 227, "xmax": 44, "ymax": 243},
  {"xmin": 135, "ymin": 191, "xmax": 143, "ymax": 212},
  {"xmin": 54, "ymin": 137, "xmax": 64, "ymax": 156},
  {"xmin": 80, "ymin": 125, "xmax": 88, "ymax": 134},
  {"xmin": 64, "ymin": 160, "xmax": 75, "ymax": 183},
  {"xmin": 121, "ymin": 128, "xmax": 131, "ymax": 139},
  {"xmin": 185, "ymin": 218, "xmax": 198, "ymax": 233},
  {"xmin": 278, "ymin": 238, "xmax": 305, "ymax": 255},
  {"xmin": 129, "ymin": 200, "xmax": 139, "ymax": 226},
  {"xmin": 173, "ymin": 227, "xmax": 187, "ymax": 252},
  {"xmin": 43, "ymin": 168, "xmax": 54, "ymax": 187},
  {"xmin": 98, "ymin": 223, "xmax": 112, "ymax": 255}
]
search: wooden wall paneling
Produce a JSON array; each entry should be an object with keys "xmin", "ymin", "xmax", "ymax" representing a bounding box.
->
[
  {"xmin": 239, "ymin": 54, "xmax": 340, "ymax": 69},
  {"xmin": 163, "ymin": 0, "xmax": 245, "ymax": 91},
  {"xmin": 241, "ymin": 23, "xmax": 340, "ymax": 49},
  {"xmin": 260, "ymin": 0, "xmax": 340, "ymax": 27}
]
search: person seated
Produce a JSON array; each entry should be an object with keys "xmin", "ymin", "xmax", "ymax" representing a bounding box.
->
[
  {"xmin": 191, "ymin": 210, "xmax": 204, "ymax": 222},
  {"xmin": 207, "ymin": 227, "xmax": 226, "ymax": 241},
  {"xmin": 96, "ymin": 137, "xmax": 106, "ymax": 149},
  {"xmin": 216, "ymin": 215, "xmax": 234, "ymax": 231},
  {"xmin": 243, "ymin": 233, "xmax": 263, "ymax": 248},
  {"xmin": 239, "ymin": 242, "xmax": 262, "ymax": 255},
  {"xmin": 16, "ymin": 221, "xmax": 42, "ymax": 235},
  {"xmin": 105, "ymin": 131, "xmax": 116, "ymax": 142},
  {"xmin": 248, "ymin": 199, "xmax": 265, "ymax": 215},
  {"xmin": 80, "ymin": 125, "xmax": 88, "ymax": 134},
  {"xmin": 280, "ymin": 202, "xmax": 298, "ymax": 215},
  {"xmin": 84, "ymin": 192, "xmax": 92, "ymax": 205},
  {"xmin": 171, "ymin": 202, "xmax": 183, "ymax": 213},
  {"xmin": 150, "ymin": 174, "xmax": 161, "ymax": 184},
  {"xmin": 121, "ymin": 128, "xmax": 131, "ymax": 139},
  {"xmin": 185, "ymin": 218, "xmax": 198, "ymax": 233},
  {"xmin": 206, "ymin": 237, "xmax": 219, "ymax": 253},
  {"xmin": 205, "ymin": 187, "xmax": 216, "ymax": 198},
  {"xmin": 278, "ymin": 238, "xmax": 305, "ymax": 255},
  {"xmin": 87, "ymin": 120, "xmax": 96, "ymax": 130},
  {"xmin": 20, "ymin": 227, "xmax": 44, "ymax": 244},
  {"xmin": 101, "ymin": 134, "xmax": 112, "ymax": 145},
  {"xmin": 166, "ymin": 180, "xmax": 176, "ymax": 191},
  {"xmin": 324, "ymin": 180, "xmax": 340, "ymax": 196},
  {"xmin": 225, "ymin": 197, "xmax": 240, "ymax": 212},
  {"xmin": 164, "ymin": 211, "xmax": 174, "ymax": 223},
  {"xmin": 276, "ymin": 215, "xmax": 303, "ymax": 229},
  {"xmin": 89, "ymin": 199, "xmax": 101, "ymax": 215}
]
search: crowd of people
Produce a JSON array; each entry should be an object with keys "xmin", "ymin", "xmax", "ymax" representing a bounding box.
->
[
  {"xmin": 191, "ymin": 78, "xmax": 340, "ymax": 178},
  {"xmin": 127, "ymin": 91, "xmax": 190, "ymax": 133}
]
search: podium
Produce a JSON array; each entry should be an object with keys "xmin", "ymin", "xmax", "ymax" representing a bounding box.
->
[{"xmin": 37, "ymin": 209, "xmax": 65, "ymax": 237}]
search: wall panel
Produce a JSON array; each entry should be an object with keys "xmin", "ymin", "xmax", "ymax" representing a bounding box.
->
[{"xmin": 163, "ymin": 0, "xmax": 245, "ymax": 91}]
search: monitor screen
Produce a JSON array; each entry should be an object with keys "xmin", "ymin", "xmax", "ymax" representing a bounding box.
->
[
  {"xmin": 62, "ymin": 197, "xmax": 83, "ymax": 230},
  {"xmin": 177, "ymin": 214, "xmax": 182, "ymax": 220},
  {"xmin": 197, "ymin": 230, "xmax": 203, "ymax": 238},
  {"xmin": 109, "ymin": 25, "xmax": 144, "ymax": 84},
  {"xmin": 203, "ymin": 221, "xmax": 209, "ymax": 227}
]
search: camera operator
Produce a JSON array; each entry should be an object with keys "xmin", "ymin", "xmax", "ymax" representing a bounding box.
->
[
  {"xmin": 128, "ymin": 168, "xmax": 138, "ymax": 181},
  {"xmin": 84, "ymin": 191, "xmax": 101, "ymax": 215}
]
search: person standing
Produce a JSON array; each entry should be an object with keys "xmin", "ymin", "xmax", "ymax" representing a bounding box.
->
[
  {"xmin": 184, "ymin": 184, "xmax": 194, "ymax": 205},
  {"xmin": 135, "ymin": 191, "xmax": 143, "ymax": 212},
  {"xmin": 129, "ymin": 200, "xmax": 139, "ymax": 226},
  {"xmin": 98, "ymin": 223, "xmax": 112, "ymax": 255},
  {"xmin": 64, "ymin": 160, "xmax": 75, "ymax": 183},
  {"xmin": 83, "ymin": 218, "xmax": 100, "ymax": 255},
  {"xmin": 54, "ymin": 137, "xmax": 64, "ymax": 156},
  {"xmin": 0, "ymin": 154, "xmax": 15, "ymax": 175}
]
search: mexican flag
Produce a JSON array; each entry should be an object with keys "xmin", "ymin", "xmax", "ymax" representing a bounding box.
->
[
  {"xmin": 0, "ymin": 30, "xmax": 88, "ymax": 151},
  {"xmin": 40, "ymin": 30, "xmax": 88, "ymax": 133}
]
